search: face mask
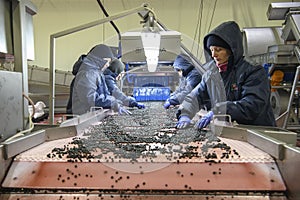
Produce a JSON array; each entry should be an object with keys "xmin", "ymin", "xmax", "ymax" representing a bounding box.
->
[
  {"xmin": 101, "ymin": 58, "xmax": 112, "ymax": 72},
  {"xmin": 116, "ymin": 71, "xmax": 124, "ymax": 81}
]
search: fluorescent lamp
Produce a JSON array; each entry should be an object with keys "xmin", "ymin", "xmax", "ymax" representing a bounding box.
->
[{"xmin": 141, "ymin": 31, "xmax": 161, "ymax": 72}]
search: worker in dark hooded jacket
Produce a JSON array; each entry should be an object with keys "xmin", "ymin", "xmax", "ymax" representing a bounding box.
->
[
  {"xmin": 176, "ymin": 21, "xmax": 276, "ymax": 129},
  {"xmin": 104, "ymin": 58, "xmax": 145, "ymax": 109},
  {"xmin": 66, "ymin": 54, "xmax": 86, "ymax": 115},
  {"xmin": 71, "ymin": 44, "xmax": 131, "ymax": 115},
  {"xmin": 163, "ymin": 53, "xmax": 202, "ymax": 109}
]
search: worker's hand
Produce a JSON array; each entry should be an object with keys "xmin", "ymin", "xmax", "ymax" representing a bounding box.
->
[
  {"xmin": 118, "ymin": 106, "xmax": 132, "ymax": 115},
  {"xmin": 163, "ymin": 100, "xmax": 171, "ymax": 109},
  {"xmin": 176, "ymin": 116, "xmax": 191, "ymax": 129},
  {"xmin": 136, "ymin": 102, "xmax": 145, "ymax": 109},
  {"xmin": 195, "ymin": 111, "xmax": 213, "ymax": 129}
]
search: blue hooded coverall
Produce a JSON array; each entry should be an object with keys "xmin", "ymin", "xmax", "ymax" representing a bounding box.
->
[
  {"xmin": 104, "ymin": 69, "xmax": 140, "ymax": 108},
  {"xmin": 72, "ymin": 44, "xmax": 121, "ymax": 115},
  {"xmin": 167, "ymin": 54, "xmax": 202, "ymax": 106}
]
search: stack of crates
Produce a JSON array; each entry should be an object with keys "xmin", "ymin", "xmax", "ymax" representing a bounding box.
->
[{"xmin": 133, "ymin": 87, "xmax": 170, "ymax": 101}]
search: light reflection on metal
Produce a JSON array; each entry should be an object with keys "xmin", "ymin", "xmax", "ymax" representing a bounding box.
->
[{"xmin": 141, "ymin": 31, "xmax": 161, "ymax": 72}]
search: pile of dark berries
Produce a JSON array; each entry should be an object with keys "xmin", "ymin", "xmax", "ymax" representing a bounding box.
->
[{"xmin": 49, "ymin": 102, "xmax": 239, "ymax": 163}]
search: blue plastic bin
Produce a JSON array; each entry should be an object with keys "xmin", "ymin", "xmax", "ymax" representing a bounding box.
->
[{"xmin": 133, "ymin": 87, "xmax": 170, "ymax": 101}]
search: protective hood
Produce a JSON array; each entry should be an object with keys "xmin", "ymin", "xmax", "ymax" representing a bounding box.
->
[
  {"xmin": 203, "ymin": 21, "xmax": 244, "ymax": 65},
  {"xmin": 173, "ymin": 54, "xmax": 194, "ymax": 77},
  {"xmin": 83, "ymin": 44, "xmax": 115, "ymax": 71},
  {"xmin": 72, "ymin": 54, "xmax": 86, "ymax": 75},
  {"xmin": 88, "ymin": 44, "xmax": 114, "ymax": 59},
  {"xmin": 108, "ymin": 58, "xmax": 125, "ymax": 76}
]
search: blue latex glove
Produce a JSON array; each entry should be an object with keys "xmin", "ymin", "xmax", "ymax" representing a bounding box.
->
[
  {"xmin": 176, "ymin": 116, "xmax": 191, "ymax": 129},
  {"xmin": 195, "ymin": 111, "xmax": 214, "ymax": 129},
  {"xmin": 136, "ymin": 102, "xmax": 145, "ymax": 109},
  {"xmin": 118, "ymin": 106, "xmax": 132, "ymax": 115},
  {"xmin": 163, "ymin": 100, "xmax": 171, "ymax": 109}
]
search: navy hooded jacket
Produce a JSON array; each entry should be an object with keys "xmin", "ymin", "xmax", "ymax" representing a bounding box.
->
[
  {"xmin": 168, "ymin": 54, "xmax": 202, "ymax": 105},
  {"xmin": 178, "ymin": 21, "xmax": 276, "ymax": 126}
]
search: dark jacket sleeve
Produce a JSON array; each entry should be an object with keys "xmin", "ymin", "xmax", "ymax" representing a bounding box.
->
[
  {"xmin": 66, "ymin": 78, "xmax": 75, "ymax": 114},
  {"xmin": 168, "ymin": 77, "xmax": 185, "ymax": 105},
  {"xmin": 178, "ymin": 62, "xmax": 226, "ymax": 119},
  {"xmin": 105, "ymin": 74, "xmax": 137, "ymax": 107},
  {"xmin": 169, "ymin": 69, "xmax": 202, "ymax": 105},
  {"xmin": 215, "ymin": 64, "xmax": 275, "ymax": 125},
  {"xmin": 87, "ymin": 72, "xmax": 118, "ymax": 109},
  {"xmin": 72, "ymin": 70, "xmax": 120, "ymax": 114},
  {"xmin": 178, "ymin": 78, "xmax": 209, "ymax": 119}
]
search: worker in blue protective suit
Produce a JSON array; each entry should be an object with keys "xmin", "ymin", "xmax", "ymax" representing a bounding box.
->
[
  {"xmin": 176, "ymin": 21, "xmax": 276, "ymax": 129},
  {"xmin": 163, "ymin": 53, "xmax": 202, "ymax": 109},
  {"xmin": 71, "ymin": 44, "xmax": 131, "ymax": 115},
  {"xmin": 104, "ymin": 58, "xmax": 145, "ymax": 109}
]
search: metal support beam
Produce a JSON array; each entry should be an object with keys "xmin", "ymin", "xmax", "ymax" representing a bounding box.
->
[
  {"xmin": 12, "ymin": 0, "xmax": 37, "ymax": 129},
  {"xmin": 49, "ymin": 4, "xmax": 156, "ymax": 124}
]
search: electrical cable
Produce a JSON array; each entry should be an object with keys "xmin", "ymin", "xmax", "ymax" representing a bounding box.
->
[
  {"xmin": 96, "ymin": 0, "xmax": 122, "ymax": 58},
  {"xmin": 4, "ymin": 93, "xmax": 35, "ymax": 142},
  {"xmin": 191, "ymin": 0, "xmax": 203, "ymax": 58},
  {"xmin": 199, "ymin": 0, "xmax": 218, "ymax": 62},
  {"xmin": 196, "ymin": 1, "xmax": 204, "ymax": 58},
  {"xmin": 207, "ymin": 0, "xmax": 218, "ymax": 34},
  {"xmin": 24, "ymin": 92, "xmax": 36, "ymax": 118}
]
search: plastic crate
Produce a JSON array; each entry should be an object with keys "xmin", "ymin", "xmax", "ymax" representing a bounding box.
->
[{"xmin": 133, "ymin": 87, "xmax": 170, "ymax": 101}]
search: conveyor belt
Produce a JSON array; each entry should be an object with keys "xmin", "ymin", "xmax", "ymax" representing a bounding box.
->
[
  {"xmin": 3, "ymin": 137, "xmax": 284, "ymax": 190},
  {"xmin": 1, "ymin": 102, "xmax": 287, "ymax": 199}
]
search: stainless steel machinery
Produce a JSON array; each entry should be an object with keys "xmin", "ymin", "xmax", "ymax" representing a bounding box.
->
[{"xmin": 243, "ymin": 2, "xmax": 300, "ymax": 132}]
